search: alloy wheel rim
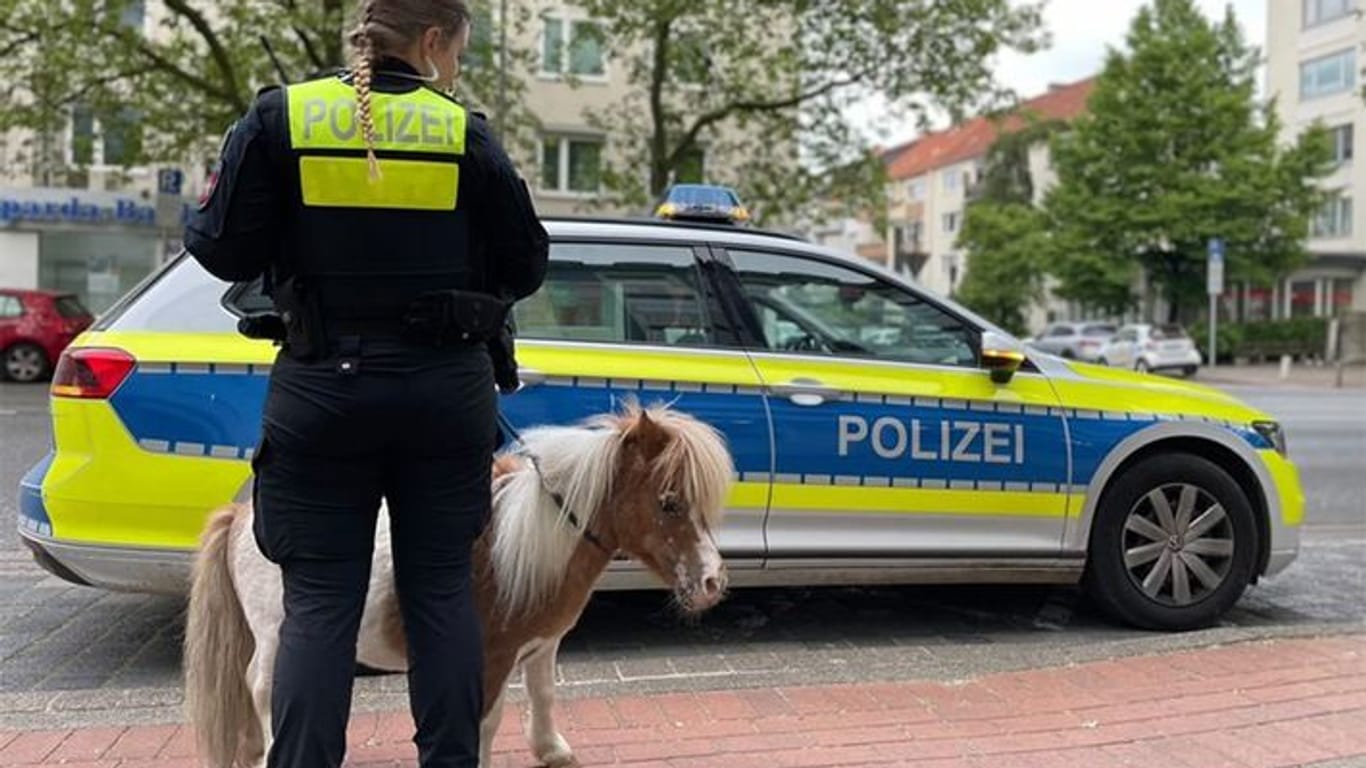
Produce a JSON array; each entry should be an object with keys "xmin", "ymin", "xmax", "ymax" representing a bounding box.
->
[
  {"xmin": 1122, "ymin": 482, "xmax": 1234, "ymax": 607},
  {"xmin": 6, "ymin": 348, "xmax": 43, "ymax": 381}
]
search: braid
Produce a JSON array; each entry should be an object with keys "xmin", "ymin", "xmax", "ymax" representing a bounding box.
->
[{"xmin": 353, "ymin": 2, "xmax": 381, "ymax": 181}]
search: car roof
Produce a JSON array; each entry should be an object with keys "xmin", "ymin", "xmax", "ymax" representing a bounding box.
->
[{"xmin": 543, "ymin": 217, "xmax": 811, "ymax": 248}]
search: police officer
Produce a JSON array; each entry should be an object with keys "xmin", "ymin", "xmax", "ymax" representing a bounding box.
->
[{"xmin": 183, "ymin": 1, "xmax": 547, "ymax": 765}]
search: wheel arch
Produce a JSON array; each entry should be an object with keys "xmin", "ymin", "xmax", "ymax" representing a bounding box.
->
[{"xmin": 1070, "ymin": 421, "xmax": 1276, "ymax": 580}]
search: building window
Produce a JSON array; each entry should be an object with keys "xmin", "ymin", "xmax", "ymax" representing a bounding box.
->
[
  {"xmin": 1330, "ymin": 124, "xmax": 1354, "ymax": 165},
  {"xmin": 540, "ymin": 135, "xmax": 602, "ymax": 193},
  {"xmin": 1312, "ymin": 195, "xmax": 1353, "ymax": 238},
  {"xmin": 1289, "ymin": 280, "xmax": 1317, "ymax": 318},
  {"xmin": 1300, "ymin": 49, "xmax": 1355, "ymax": 100},
  {"xmin": 71, "ymin": 105, "xmax": 95, "ymax": 165},
  {"xmin": 907, "ymin": 178, "xmax": 925, "ymax": 200},
  {"xmin": 541, "ymin": 16, "xmax": 605, "ymax": 77},
  {"xmin": 1304, "ymin": 0, "xmax": 1356, "ymax": 27},
  {"xmin": 1331, "ymin": 277, "xmax": 1355, "ymax": 314},
  {"xmin": 941, "ymin": 167, "xmax": 959, "ymax": 192},
  {"xmin": 942, "ymin": 211, "xmax": 960, "ymax": 233}
]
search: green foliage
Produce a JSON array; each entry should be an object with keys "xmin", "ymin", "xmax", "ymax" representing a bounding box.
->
[
  {"xmin": 954, "ymin": 202, "xmax": 1049, "ymax": 336},
  {"xmin": 1192, "ymin": 318, "xmax": 1327, "ymax": 361},
  {"xmin": 953, "ymin": 118, "xmax": 1062, "ymax": 335},
  {"xmin": 1043, "ymin": 0, "xmax": 1333, "ymax": 323},
  {"xmin": 571, "ymin": 0, "xmax": 1046, "ymax": 224},
  {"xmin": 0, "ymin": 0, "xmax": 537, "ymax": 175}
]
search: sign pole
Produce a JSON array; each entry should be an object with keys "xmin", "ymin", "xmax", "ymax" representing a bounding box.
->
[{"xmin": 1207, "ymin": 238, "xmax": 1225, "ymax": 370}]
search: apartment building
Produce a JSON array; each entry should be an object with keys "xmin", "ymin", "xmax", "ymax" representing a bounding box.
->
[
  {"xmin": 1265, "ymin": 0, "xmax": 1366, "ymax": 320},
  {"xmin": 876, "ymin": 79, "xmax": 1094, "ymax": 327}
]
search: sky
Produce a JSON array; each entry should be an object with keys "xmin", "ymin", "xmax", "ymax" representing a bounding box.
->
[{"xmin": 855, "ymin": 0, "xmax": 1266, "ymax": 147}]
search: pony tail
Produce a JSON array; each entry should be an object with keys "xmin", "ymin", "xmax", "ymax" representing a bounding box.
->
[{"xmin": 353, "ymin": 4, "xmax": 381, "ymax": 181}]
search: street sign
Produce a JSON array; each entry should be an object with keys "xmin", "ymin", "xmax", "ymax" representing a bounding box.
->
[
  {"xmin": 157, "ymin": 168, "xmax": 184, "ymax": 196},
  {"xmin": 1207, "ymin": 238, "xmax": 1224, "ymax": 369},
  {"xmin": 1207, "ymin": 238, "xmax": 1225, "ymax": 296}
]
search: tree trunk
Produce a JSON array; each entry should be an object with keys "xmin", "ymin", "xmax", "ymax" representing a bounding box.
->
[{"xmin": 647, "ymin": 18, "xmax": 671, "ymax": 198}]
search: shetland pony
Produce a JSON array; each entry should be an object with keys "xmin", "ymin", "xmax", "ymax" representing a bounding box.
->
[{"xmin": 184, "ymin": 404, "xmax": 734, "ymax": 767}]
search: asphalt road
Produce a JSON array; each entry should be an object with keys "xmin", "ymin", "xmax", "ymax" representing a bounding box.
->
[{"xmin": 0, "ymin": 379, "xmax": 1361, "ymax": 729}]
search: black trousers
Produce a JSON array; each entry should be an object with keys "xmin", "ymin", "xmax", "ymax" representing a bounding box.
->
[{"xmin": 252, "ymin": 337, "xmax": 495, "ymax": 768}]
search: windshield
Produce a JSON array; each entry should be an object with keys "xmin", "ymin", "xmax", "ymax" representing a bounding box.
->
[
  {"xmin": 1153, "ymin": 324, "xmax": 1187, "ymax": 340},
  {"xmin": 1082, "ymin": 324, "xmax": 1116, "ymax": 337}
]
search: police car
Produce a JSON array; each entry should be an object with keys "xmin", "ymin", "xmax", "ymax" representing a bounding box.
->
[{"xmin": 18, "ymin": 219, "xmax": 1302, "ymax": 630}]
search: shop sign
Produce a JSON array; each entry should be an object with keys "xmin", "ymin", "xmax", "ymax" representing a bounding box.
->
[{"xmin": 0, "ymin": 188, "xmax": 157, "ymax": 228}]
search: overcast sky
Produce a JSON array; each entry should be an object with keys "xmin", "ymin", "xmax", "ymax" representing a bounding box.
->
[{"xmin": 856, "ymin": 0, "xmax": 1266, "ymax": 146}]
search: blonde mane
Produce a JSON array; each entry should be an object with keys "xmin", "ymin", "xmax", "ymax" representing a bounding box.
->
[{"xmin": 488, "ymin": 404, "xmax": 733, "ymax": 617}]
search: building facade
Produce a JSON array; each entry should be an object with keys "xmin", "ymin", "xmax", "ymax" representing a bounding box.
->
[
  {"xmin": 1265, "ymin": 0, "xmax": 1366, "ymax": 320},
  {"xmin": 840, "ymin": 79, "xmax": 1095, "ymax": 332}
]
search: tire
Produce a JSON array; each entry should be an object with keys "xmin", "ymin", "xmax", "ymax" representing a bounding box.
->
[
  {"xmin": 1085, "ymin": 453, "xmax": 1258, "ymax": 631},
  {"xmin": 1061, "ymin": 349, "xmax": 1076, "ymax": 360},
  {"xmin": 1135, "ymin": 358, "xmax": 1150, "ymax": 373},
  {"xmin": 1097, "ymin": 358, "xmax": 1109, "ymax": 367},
  {"xmin": 3, "ymin": 343, "xmax": 50, "ymax": 383},
  {"xmin": 1182, "ymin": 366, "xmax": 1198, "ymax": 378}
]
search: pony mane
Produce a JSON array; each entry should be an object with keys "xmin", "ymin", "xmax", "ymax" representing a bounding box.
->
[
  {"xmin": 488, "ymin": 403, "xmax": 733, "ymax": 617},
  {"xmin": 489, "ymin": 422, "xmax": 621, "ymax": 617}
]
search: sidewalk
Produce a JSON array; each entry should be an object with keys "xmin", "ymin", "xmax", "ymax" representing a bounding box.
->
[
  {"xmin": 1198, "ymin": 362, "xmax": 1366, "ymax": 390},
  {"xmin": 0, "ymin": 634, "xmax": 1362, "ymax": 767}
]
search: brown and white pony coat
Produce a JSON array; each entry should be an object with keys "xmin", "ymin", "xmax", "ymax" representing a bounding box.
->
[{"xmin": 184, "ymin": 404, "xmax": 734, "ymax": 767}]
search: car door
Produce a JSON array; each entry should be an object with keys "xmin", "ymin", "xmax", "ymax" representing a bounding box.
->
[
  {"xmin": 502, "ymin": 239, "xmax": 772, "ymax": 565},
  {"xmin": 716, "ymin": 247, "xmax": 1072, "ymax": 560}
]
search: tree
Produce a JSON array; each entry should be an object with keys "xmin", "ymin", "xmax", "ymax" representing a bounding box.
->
[
  {"xmin": 0, "ymin": 0, "xmax": 536, "ymax": 175},
  {"xmin": 954, "ymin": 120, "xmax": 1061, "ymax": 335},
  {"xmin": 1043, "ymin": 0, "xmax": 1332, "ymax": 323},
  {"xmin": 569, "ymin": 0, "xmax": 1045, "ymax": 223}
]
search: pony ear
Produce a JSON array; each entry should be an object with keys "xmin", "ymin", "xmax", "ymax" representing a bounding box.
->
[{"xmin": 621, "ymin": 408, "xmax": 669, "ymax": 453}]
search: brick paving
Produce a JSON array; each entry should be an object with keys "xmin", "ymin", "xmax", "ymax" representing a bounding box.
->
[{"xmin": 0, "ymin": 634, "xmax": 1362, "ymax": 767}]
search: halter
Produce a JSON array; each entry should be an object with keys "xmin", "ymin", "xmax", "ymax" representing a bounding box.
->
[{"xmin": 496, "ymin": 412, "xmax": 613, "ymax": 555}]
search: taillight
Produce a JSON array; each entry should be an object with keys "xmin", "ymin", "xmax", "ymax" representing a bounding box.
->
[{"xmin": 51, "ymin": 348, "xmax": 135, "ymax": 399}]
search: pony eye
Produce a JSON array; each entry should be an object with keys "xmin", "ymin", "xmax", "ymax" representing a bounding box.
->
[{"xmin": 659, "ymin": 493, "xmax": 683, "ymax": 517}]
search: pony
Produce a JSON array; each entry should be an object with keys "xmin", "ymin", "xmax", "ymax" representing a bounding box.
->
[{"xmin": 183, "ymin": 403, "xmax": 734, "ymax": 767}]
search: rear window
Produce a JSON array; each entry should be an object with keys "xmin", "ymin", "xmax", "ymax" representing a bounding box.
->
[
  {"xmin": 1081, "ymin": 324, "xmax": 1116, "ymax": 337},
  {"xmin": 1152, "ymin": 324, "xmax": 1187, "ymax": 340},
  {"xmin": 54, "ymin": 295, "xmax": 92, "ymax": 319},
  {"xmin": 97, "ymin": 254, "xmax": 239, "ymax": 333}
]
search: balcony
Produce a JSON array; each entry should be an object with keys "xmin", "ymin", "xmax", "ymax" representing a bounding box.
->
[{"xmin": 892, "ymin": 221, "xmax": 928, "ymax": 278}]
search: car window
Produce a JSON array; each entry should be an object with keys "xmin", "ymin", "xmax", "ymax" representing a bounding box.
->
[
  {"xmin": 1153, "ymin": 324, "xmax": 1186, "ymax": 340},
  {"xmin": 1081, "ymin": 324, "xmax": 1116, "ymax": 337},
  {"xmin": 0, "ymin": 295, "xmax": 22, "ymax": 319},
  {"xmin": 1116, "ymin": 329, "xmax": 1138, "ymax": 342},
  {"xmin": 513, "ymin": 242, "xmax": 714, "ymax": 347},
  {"xmin": 102, "ymin": 256, "xmax": 240, "ymax": 333},
  {"xmin": 54, "ymin": 295, "xmax": 92, "ymax": 319},
  {"xmin": 728, "ymin": 249, "xmax": 977, "ymax": 367},
  {"xmin": 1046, "ymin": 325, "xmax": 1074, "ymax": 337}
]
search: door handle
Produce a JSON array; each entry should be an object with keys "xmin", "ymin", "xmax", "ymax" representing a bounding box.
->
[{"xmin": 770, "ymin": 378, "xmax": 842, "ymax": 407}]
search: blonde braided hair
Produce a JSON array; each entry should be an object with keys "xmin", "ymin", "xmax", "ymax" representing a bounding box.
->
[
  {"xmin": 352, "ymin": 3, "xmax": 381, "ymax": 180},
  {"xmin": 346, "ymin": 0, "xmax": 472, "ymax": 183}
]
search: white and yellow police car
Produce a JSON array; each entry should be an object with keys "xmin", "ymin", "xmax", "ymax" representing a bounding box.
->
[{"xmin": 18, "ymin": 219, "xmax": 1302, "ymax": 630}]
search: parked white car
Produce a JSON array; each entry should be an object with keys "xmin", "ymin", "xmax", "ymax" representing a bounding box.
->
[
  {"xmin": 1098, "ymin": 324, "xmax": 1203, "ymax": 376},
  {"xmin": 1028, "ymin": 322, "xmax": 1117, "ymax": 362}
]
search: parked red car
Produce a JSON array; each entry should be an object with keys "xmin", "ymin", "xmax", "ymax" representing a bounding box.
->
[{"xmin": 0, "ymin": 289, "xmax": 94, "ymax": 383}]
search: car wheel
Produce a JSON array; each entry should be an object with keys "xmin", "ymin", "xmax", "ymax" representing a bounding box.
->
[
  {"xmin": 1085, "ymin": 453, "xmax": 1257, "ymax": 630},
  {"xmin": 1135, "ymin": 358, "xmax": 1150, "ymax": 373},
  {"xmin": 1182, "ymin": 366, "xmax": 1198, "ymax": 378},
  {"xmin": 3, "ymin": 343, "xmax": 50, "ymax": 383},
  {"xmin": 1098, "ymin": 357, "xmax": 1109, "ymax": 367},
  {"xmin": 1061, "ymin": 349, "xmax": 1076, "ymax": 359}
]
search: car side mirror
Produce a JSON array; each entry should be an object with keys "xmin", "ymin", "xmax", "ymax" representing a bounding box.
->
[{"xmin": 980, "ymin": 330, "xmax": 1027, "ymax": 384}]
